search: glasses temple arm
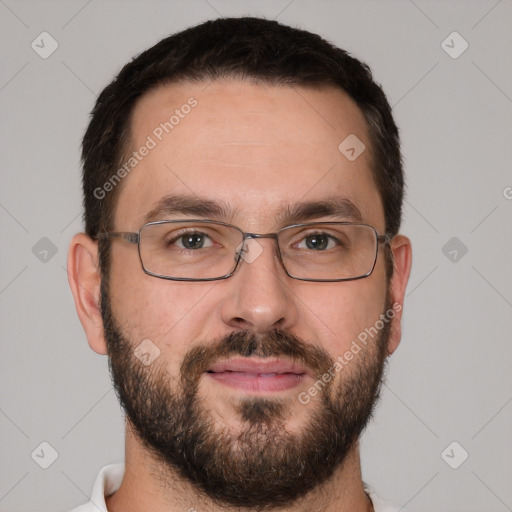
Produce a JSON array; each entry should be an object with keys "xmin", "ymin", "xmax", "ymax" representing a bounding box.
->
[
  {"xmin": 95, "ymin": 232, "xmax": 139, "ymax": 244},
  {"xmin": 377, "ymin": 233, "xmax": 394, "ymax": 244}
]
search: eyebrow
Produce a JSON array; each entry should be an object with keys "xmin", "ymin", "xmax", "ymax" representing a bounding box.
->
[
  {"xmin": 276, "ymin": 197, "xmax": 363, "ymax": 224},
  {"xmin": 143, "ymin": 193, "xmax": 363, "ymax": 225},
  {"xmin": 143, "ymin": 194, "xmax": 232, "ymax": 224}
]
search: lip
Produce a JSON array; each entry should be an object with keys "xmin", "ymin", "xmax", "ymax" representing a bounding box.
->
[
  {"xmin": 205, "ymin": 357, "xmax": 309, "ymax": 393},
  {"xmin": 207, "ymin": 357, "xmax": 309, "ymax": 375}
]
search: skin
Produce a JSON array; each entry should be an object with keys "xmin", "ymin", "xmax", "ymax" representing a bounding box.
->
[{"xmin": 68, "ymin": 80, "xmax": 412, "ymax": 512}]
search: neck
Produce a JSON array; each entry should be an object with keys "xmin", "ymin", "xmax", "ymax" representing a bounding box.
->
[{"xmin": 106, "ymin": 424, "xmax": 373, "ymax": 512}]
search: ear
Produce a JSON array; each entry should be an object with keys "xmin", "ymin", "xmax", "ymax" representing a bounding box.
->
[
  {"xmin": 67, "ymin": 233, "xmax": 107, "ymax": 355},
  {"xmin": 386, "ymin": 234, "xmax": 412, "ymax": 356}
]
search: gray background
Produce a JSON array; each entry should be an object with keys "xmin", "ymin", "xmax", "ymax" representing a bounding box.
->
[{"xmin": 1, "ymin": 0, "xmax": 511, "ymax": 510}]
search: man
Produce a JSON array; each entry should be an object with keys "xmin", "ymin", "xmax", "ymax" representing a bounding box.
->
[{"xmin": 68, "ymin": 16, "xmax": 412, "ymax": 512}]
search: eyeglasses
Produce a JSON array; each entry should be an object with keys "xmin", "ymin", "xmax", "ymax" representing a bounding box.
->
[{"xmin": 96, "ymin": 220, "xmax": 392, "ymax": 282}]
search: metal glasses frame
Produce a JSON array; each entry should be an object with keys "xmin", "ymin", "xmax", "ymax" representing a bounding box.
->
[{"xmin": 95, "ymin": 219, "xmax": 393, "ymax": 282}]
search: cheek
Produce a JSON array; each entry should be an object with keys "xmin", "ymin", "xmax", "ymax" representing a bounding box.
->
[
  {"xmin": 304, "ymin": 272, "xmax": 388, "ymax": 359},
  {"xmin": 107, "ymin": 246, "xmax": 219, "ymax": 363}
]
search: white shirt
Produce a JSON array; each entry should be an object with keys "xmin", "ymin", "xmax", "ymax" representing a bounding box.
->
[{"xmin": 69, "ymin": 464, "xmax": 404, "ymax": 512}]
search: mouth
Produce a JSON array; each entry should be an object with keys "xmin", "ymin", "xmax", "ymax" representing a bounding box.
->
[{"xmin": 205, "ymin": 357, "xmax": 309, "ymax": 393}]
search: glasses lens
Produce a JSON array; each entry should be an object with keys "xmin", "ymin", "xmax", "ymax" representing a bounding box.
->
[
  {"xmin": 139, "ymin": 221, "xmax": 243, "ymax": 279},
  {"xmin": 138, "ymin": 221, "xmax": 378, "ymax": 281},
  {"xmin": 278, "ymin": 223, "xmax": 377, "ymax": 281}
]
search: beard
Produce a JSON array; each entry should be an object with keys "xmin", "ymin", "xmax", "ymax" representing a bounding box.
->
[{"xmin": 101, "ymin": 282, "xmax": 391, "ymax": 509}]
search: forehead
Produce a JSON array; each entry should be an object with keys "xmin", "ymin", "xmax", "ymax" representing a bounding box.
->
[{"xmin": 114, "ymin": 80, "xmax": 384, "ymax": 231}]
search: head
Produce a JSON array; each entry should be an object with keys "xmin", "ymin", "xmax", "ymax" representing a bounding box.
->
[{"xmin": 68, "ymin": 17, "xmax": 412, "ymax": 509}]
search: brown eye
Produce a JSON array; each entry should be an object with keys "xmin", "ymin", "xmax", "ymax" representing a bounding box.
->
[
  {"xmin": 168, "ymin": 231, "xmax": 214, "ymax": 250},
  {"xmin": 297, "ymin": 233, "xmax": 338, "ymax": 251}
]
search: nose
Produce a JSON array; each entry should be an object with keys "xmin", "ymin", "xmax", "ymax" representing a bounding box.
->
[{"xmin": 220, "ymin": 237, "xmax": 299, "ymax": 333}]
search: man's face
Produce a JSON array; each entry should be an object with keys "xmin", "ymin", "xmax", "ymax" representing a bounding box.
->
[{"xmin": 104, "ymin": 80, "xmax": 393, "ymax": 506}]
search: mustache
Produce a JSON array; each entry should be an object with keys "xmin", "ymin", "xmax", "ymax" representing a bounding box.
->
[{"xmin": 180, "ymin": 328, "xmax": 335, "ymax": 390}]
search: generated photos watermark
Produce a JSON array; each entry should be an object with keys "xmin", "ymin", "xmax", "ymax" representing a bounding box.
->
[
  {"xmin": 298, "ymin": 301, "xmax": 402, "ymax": 405},
  {"xmin": 93, "ymin": 97, "xmax": 198, "ymax": 200}
]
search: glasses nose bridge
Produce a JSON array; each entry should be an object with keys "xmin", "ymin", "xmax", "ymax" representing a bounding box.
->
[
  {"xmin": 243, "ymin": 231, "xmax": 279, "ymax": 241},
  {"xmin": 236, "ymin": 231, "xmax": 283, "ymax": 268},
  {"xmin": 241, "ymin": 231, "xmax": 281, "ymax": 253}
]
